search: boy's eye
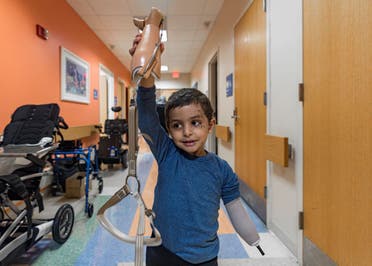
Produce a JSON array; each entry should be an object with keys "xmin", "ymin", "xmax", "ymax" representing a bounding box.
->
[
  {"xmin": 191, "ymin": 120, "xmax": 202, "ymax": 127},
  {"xmin": 170, "ymin": 122, "xmax": 182, "ymax": 129}
]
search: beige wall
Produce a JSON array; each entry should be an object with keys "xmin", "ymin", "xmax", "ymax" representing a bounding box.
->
[
  {"xmin": 191, "ymin": 0, "xmax": 253, "ymax": 168},
  {"xmin": 155, "ymin": 73, "xmax": 191, "ymax": 90}
]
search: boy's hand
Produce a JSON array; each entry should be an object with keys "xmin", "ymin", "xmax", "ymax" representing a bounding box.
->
[{"xmin": 129, "ymin": 34, "xmax": 164, "ymax": 88}]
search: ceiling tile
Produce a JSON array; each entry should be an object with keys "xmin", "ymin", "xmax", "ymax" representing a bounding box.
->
[
  {"xmin": 203, "ymin": 0, "xmax": 224, "ymax": 16},
  {"xmin": 126, "ymin": 0, "xmax": 168, "ymax": 16},
  {"xmin": 87, "ymin": 0, "xmax": 131, "ymax": 15},
  {"xmin": 193, "ymin": 29, "xmax": 209, "ymax": 42},
  {"xmin": 163, "ymin": 49, "xmax": 192, "ymax": 58},
  {"xmin": 94, "ymin": 30, "xmax": 116, "ymax": 44},
  {"xmin": 81, "ymin": 15, "xmax": 105, "ymax": 30},
  {"xmin": 167, "ymin": 15, "xmax": 201, "ymax": 30},
  {"xmin": 167, "ymin": 30, "xmax": 195, "ymax": 42},
  {"xmin": 110, "ymin": 29, "xmax": 138, "ymax": 42},
  {"xmin": 99, "ymin": 15, "xmax": 133, "ymax": 29},
  {"xmin": 66, "ymin": 0, "xmax": 96, "ymax": 15},
  {"xmin": 197, "ymin": 15, "xmax": 216, "ymax": 30},
  {"xmin": 165, "ymin": 40, "xmax": 194, "ymax": 51},
  {"xmin": 191, "ymin": 41, "xmax": 204, "ymax": 50},
  {"xmin": 167, "ymin": 0, "xmax": 207, "ymax": 15}
]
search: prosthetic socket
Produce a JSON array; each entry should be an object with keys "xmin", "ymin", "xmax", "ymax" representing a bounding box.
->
[{"xmin": 131, "ymin": 7, "xmax": 164, "ymax": 84}]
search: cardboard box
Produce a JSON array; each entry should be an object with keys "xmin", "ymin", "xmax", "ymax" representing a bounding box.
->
[{"xmin": 65, "ymin": 172, "xmax": 85, "ymax": 198}]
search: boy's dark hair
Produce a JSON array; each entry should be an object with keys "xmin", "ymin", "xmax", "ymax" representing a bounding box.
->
[{"xmin": 165, "ymin": 88, "xmax": 214, "ymax": 126}]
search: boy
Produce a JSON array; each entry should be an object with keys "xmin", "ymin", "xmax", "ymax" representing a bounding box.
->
[{"xmin": 131, "ymin": 35, "xmax": 260, "ymax": 266}]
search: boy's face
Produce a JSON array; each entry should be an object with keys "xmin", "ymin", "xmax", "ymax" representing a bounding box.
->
[{"xmin": 167, "ymin": 103, "xmax": 215, "ymax": 157}]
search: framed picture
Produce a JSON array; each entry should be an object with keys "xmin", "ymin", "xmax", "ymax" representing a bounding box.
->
[{"xmin": 61, "ymin": 47, "xmax": 90, "ymax": 104}]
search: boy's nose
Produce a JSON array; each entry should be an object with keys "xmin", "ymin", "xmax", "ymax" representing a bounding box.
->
[{"xmin": 183, "ymin": 125, "xmax": 193, "ymax": 136}]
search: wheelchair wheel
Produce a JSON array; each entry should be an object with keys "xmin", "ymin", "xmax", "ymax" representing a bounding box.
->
[
  {"xmin": 52, "ymin": 204, "xmax": 74, "ymax": 244},
  {"xmin": 121, "ymin": 151, "xmax": 128, "ymax": 169},
  {"xmin": 98, "ymin": 179, "xmax": 103, "ymax": 194}
]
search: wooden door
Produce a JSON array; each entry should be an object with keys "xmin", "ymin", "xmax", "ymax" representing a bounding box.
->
[
  {"xmin": 234, "ymin": 0, "xmax": 267, "ymax": 219},
  {"xmin": 304, "ymin": 0, "xmax": 371, "ymax": 264}
]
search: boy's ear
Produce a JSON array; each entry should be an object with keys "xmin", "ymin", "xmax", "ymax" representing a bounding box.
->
[{"xmin": 208, "ymin": 118, "xmax": 216, "ymax": 132}]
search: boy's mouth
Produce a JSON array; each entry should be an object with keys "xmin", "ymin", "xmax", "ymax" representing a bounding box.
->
[{"xmin": 182, "ymin": 140, "xmax": 196, "ymax": 147}]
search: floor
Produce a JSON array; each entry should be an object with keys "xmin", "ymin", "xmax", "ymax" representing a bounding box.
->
[{"xmin": 10, "ymin": 148, "xmax": 298, "ymax": 266}]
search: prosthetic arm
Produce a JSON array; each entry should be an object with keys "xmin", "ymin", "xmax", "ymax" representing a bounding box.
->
[
  {"xmin": 131, "ymin": 7, "xmax": 164, "ymax": 84},
  {"xmin": 225, "ymin": 198, "xmax": 265, "ymax": 255}
]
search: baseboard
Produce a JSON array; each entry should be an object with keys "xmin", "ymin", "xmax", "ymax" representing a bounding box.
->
[
  {"xmin": 304, "ymin": 237, "xmax": 337, "ymax": 266},
  {"xmin": 269, "ymin": 220, "xmax": 296, "ymax": 256}
]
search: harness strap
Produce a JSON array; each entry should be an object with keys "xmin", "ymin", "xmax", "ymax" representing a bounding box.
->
[{"xmin": 0, "ymin": 174, "xmax": 33, "ymax": 237}]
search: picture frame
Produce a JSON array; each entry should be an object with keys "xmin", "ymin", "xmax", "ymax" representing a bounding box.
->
[{"xmin": 61, "ymin": 47, "xmax": 90, "ymax": 104}]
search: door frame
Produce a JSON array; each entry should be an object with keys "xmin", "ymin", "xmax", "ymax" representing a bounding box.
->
[
  {"xmin": 208, "ymin": 52, "xmax": 218, "ymax": 154},
  {"xmin": 266, "ymin": 0, "xmax": 303, "ymax": 262},
  {"xmin": 99, "ymin": 64, "xmax": 115, "ymax": 119},
  {"xmin": 117, "ymin": 78, "xmax": 128, "ymax": 119}
]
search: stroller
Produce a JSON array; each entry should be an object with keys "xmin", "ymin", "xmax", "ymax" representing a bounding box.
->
[
  {"xmin": 0, "ymin": 104, "xmax": 74, "ymax": 265},
  {"xmin": 97, "ymin": 106, "xmax": 128, "ymax": 169}
]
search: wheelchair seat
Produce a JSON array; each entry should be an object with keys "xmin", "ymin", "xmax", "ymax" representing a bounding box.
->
[
  {"xmin": 98, "ymin": 109, "xmax": 128, "ymax": 169},
  {"xmin": 2, "ymin": 104, "xmax": 60, "ymax": 146},
  {"xmin": 104, "ymin": 118, "xmax": 128, "ymax": 136}
]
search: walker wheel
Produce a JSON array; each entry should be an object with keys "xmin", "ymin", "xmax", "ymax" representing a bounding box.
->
[
  {"xmin": 52, "ymin": 204, "xmax": 74, "ymax": 244},
  {"xmin": 87, "ymin": 203, "xmax": 94, "ymax": 218}
]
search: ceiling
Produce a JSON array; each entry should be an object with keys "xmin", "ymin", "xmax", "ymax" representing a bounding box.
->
[{"xmin": 66, "ymin": 0, "xmax": 224, "ymax": 74}]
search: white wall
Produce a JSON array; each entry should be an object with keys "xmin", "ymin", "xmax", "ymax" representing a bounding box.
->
[
  {"xmin": 156, "ymin": 73, "xmax": 191, "ymax": 89},
  {"xmin": 191, "ymin": 0, "xmax": 253, "ymax": 168}
]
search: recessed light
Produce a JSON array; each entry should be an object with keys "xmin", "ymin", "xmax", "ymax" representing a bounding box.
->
[
  {"xmin": 161, "ymin": 65, "xmax": 168, "ymax": 72},
  {"xmin": 160, "ymin": 30, "xmax": 167, "ymax": 42}
]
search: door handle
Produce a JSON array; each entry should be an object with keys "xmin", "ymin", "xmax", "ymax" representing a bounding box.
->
[{"xmin": 231, "ymin": 108, "xmax": 239, "ymax": 121}]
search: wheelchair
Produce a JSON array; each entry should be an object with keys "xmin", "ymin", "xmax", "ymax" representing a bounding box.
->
[
  {"xmin": 0, "ymin": 104, "xmax": 74, "ymax": 265},
  {"xmin": 96, "ymin": 106, "xmax": 128, "ymax": 169}
]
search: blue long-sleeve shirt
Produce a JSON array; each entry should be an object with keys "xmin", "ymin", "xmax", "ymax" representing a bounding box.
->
[{"xmin": 137, "ymin": 87, "xmax": 240, "ymax": 264}]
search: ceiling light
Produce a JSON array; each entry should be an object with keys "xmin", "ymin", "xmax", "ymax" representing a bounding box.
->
[
  {"xmin": 161, "ymin": 65, "xmax": 168, "ymax": 72},
  {"xmin": 160, "ymin": 30, "xmax": 167, "ymax": 42}
]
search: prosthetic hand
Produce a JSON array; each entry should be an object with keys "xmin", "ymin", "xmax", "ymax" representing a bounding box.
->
[
  {"xmin": 130, "ymin": 7, "xmax": 164, "ymax": 84},
  {"xmin": 225, "ymin": 198, "xmax": 265, "ymax": 255}
]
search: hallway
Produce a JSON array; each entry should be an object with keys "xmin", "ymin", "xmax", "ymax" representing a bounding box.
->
[{"xmin": 11, "ymin": 147, "xmax": 297, "ymax": 266}]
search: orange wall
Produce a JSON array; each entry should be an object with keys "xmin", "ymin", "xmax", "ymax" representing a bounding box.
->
[{"xmin": 0, "ymin": 0, "xmax": 131, "ymax": 131}]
